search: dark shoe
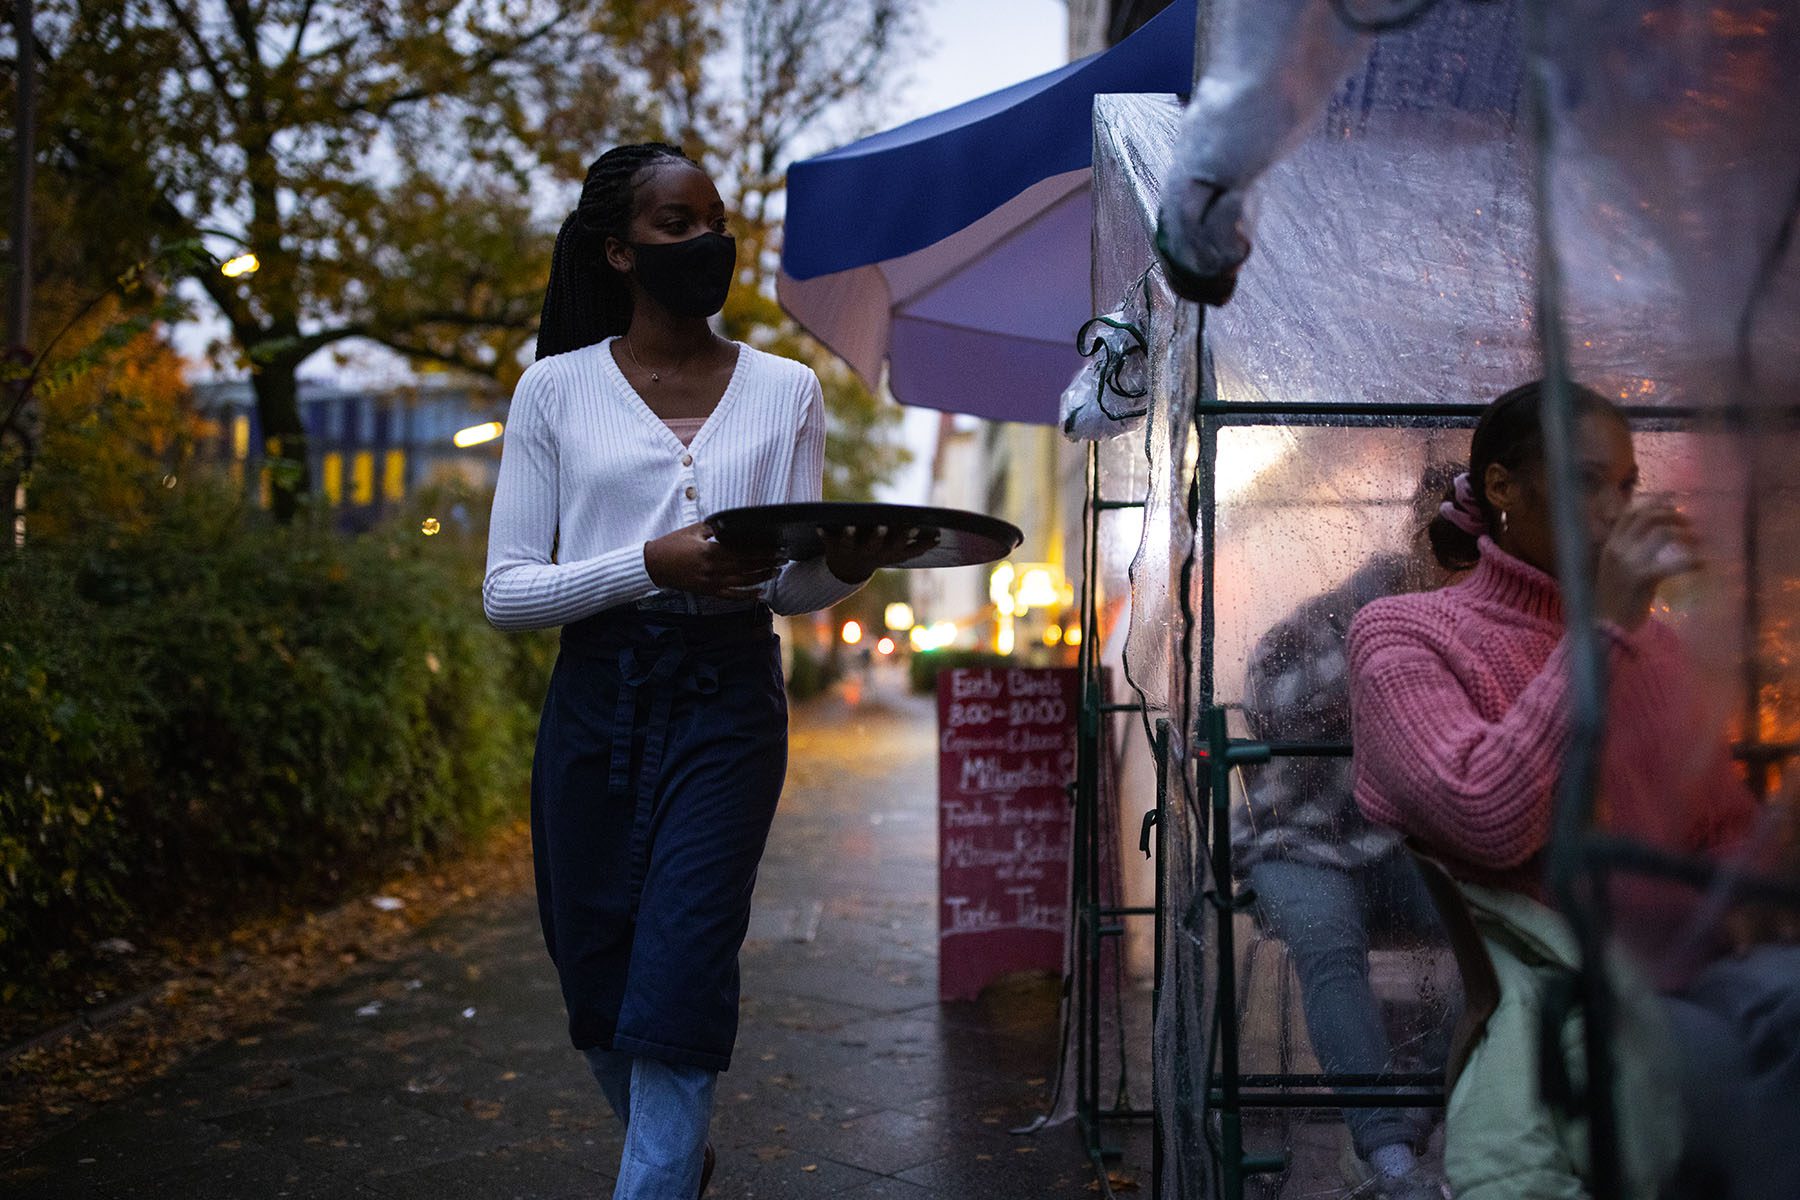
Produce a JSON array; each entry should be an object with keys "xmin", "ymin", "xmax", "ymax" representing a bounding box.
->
[{"xmin": 698, "ymin": 1142, "xmax": 715, "ymax": 1198}]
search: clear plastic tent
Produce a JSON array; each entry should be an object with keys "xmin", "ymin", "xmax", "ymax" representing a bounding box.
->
[
  {"xmin": 1091, "ymin": 95, "xmax": 1194, "ymax": 728},
  {"xmin": 1095, "ymin": 1, "xmax": 1536, "ymax": 1189},
  {"xmin": 1091, "ymin": 0, "xmax": 1795, "ymax": 1195}
]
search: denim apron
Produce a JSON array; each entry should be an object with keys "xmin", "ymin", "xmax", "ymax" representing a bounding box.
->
[{"xmin": 530, "ymin": 600, "xmax": 786, "ymax": 1072}]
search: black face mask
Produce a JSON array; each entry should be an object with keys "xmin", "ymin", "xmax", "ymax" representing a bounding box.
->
[{"xmin": 629, "ymin": 231, "xmax": 737, "ymax": 318}]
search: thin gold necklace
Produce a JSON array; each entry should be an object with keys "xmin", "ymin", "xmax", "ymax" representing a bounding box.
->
[{"xmin": 623, "ymin": 335, "xmax": 698, "ymax": 384}]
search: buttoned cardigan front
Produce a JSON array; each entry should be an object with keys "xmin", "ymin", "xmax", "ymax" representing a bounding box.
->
[{"xmin": 483, "ymin": 338, "xmax": 863, "ymax": 631}]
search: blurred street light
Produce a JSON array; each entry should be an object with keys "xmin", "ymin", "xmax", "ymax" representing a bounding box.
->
[
  {"xmin": 909, "ymin": 621, "xmax": 960, "ymax": 652},
  {"xmin": 453, "ymin": 421, "xmax": 504, "ymax": 448},
  {"xmin": 1016, "ymin": 567, "xmax": 1059, "ymax": 610},
  {"xmin": 989, "ymin": 563, "xmax": 1014, "ymax": 609},
  {"xmin": 220, "ymin": 252, "xmax": 260, "ymax": 278},
  {"xmin": 876, "ymin": 636, "xmax": 895, "ymax": 655},
  {"xmin": 841, "ymin": 620, "xmax": 864, "ymax": 645},
  {"xmin": 884, "ymin": 602, "xmax": 914, "ymax": 631}
]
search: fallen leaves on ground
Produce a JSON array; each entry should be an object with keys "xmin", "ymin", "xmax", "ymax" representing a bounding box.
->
[
  {"xmin": 0, "ymin": 820, "xmax": 533, "ymax": 1157},
  {"xmin": 1088, "ymin": 1172, "xmax": 1140, "ymax": 1192}
]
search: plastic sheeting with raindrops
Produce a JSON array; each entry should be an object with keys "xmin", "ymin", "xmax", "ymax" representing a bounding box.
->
[{"xmin": 1085, "ymin": 1, "xmax": 1799, "ymax": 1198}]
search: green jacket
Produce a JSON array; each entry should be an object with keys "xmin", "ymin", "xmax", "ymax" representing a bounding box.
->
[{"xmin": 1445, "ymin": 883, "xmax": 1684, "ymax": 1200}]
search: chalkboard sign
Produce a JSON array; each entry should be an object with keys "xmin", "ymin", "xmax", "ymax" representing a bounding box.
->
[{"xmin": 937, "ymin": 666, "xmax": 1078, "ymax": 1002}]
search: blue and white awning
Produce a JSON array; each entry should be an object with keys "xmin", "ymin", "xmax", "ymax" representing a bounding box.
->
[{"xmin": 777, "ymin": 0, "xmax": 1195, "ymax": 424}]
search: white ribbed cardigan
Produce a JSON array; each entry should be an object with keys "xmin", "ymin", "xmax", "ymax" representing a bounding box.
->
[{"xmin": 482, "ymin": 338, "xmax": 864, "ymax": 631}]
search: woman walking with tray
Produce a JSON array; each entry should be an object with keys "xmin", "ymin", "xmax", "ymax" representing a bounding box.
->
[{"xmin": 483, "ymin": 142, "xmax": 923, "ymax": 1199}]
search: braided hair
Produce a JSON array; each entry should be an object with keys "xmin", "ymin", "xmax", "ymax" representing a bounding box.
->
[
  {"xmin": 1427, "ymin": 378, "xmax": 1623, "ymax": 570},
  {"xmin": 536, "ymin": 142, "xmax": 695, "ymax": 360}
]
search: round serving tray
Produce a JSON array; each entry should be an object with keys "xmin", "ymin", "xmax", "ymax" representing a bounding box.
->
[{"xmin": 707, "ymin": 501, "xmax": 1023, "ymax": 570}]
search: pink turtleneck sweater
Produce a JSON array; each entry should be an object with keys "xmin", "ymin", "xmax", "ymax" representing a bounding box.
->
[{"xmin": 1348, "ymin": 538, "xmax": 1756, "ymax": 983}]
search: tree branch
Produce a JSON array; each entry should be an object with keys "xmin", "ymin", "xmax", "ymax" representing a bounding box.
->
[
  {"xmin": 149, "ymin": 191, "xmax": 262, "ymax": 342},
  {"xmin": 283, "ymin": 0, "xmax": 319, "ymax": 69},
  {"xmin": 365, "ymin": 335, "xmax": 501, "ymax": 378},
  {"xmin": 388, "ymin": 309, "xmax": 538, "ymax": 332},
  {"xmin": 283, "ymin": 322, "xmax": 368, "ymax": 361},
  {"xmin": 335, "ymin": 11, "xmax": 572, "ymax": 119},
  {"xmin": 156, "ymin": 0, "xmax": 238, "ymax": 103},
  {"xmin": 220, "ymin": 0, "xmax": 264, "ymax": 77}
]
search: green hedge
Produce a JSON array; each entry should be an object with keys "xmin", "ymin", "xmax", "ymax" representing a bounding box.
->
[
  {"xmin": 783, "ymin": 638, "xmax": 840, "ymax": 702},
  {"xmin": 0, "ymin": 480, "xmax": 553, "ymax": 994},
  {"xmin": 907, "ymin": 649, "xmax": 1012, "ymax": 695}
]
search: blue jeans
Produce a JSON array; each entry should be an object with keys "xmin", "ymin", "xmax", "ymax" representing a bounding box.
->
[
  {"xmin": 1661, "ymin": 945, "xmax": 1800, "ymax": 1200},
  {"xmin": 585, "ymin": 1048, "xmax": 717, "ymax": 1200},
  {"xmin": 1246, "ymin": 854, "xmax": 1449, "ymax": 1160}
]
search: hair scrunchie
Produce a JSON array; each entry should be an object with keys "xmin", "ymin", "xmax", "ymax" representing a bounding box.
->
[{"xmin": 1439, "ymin": 472, "xmax": 1489, "ymax": 537}]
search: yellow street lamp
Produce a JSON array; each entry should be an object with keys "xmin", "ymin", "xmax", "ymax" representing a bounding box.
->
[
  {"xmin": 453, "ymin": 421, "xmax": 504, "ymax": 448},
  {"xmin": 220, "ymin": 252, "xmax": 260, "ymax": 278},
  {"xmin": 883, "ymin": 602, "xmax": 914, "ymax": 631}
]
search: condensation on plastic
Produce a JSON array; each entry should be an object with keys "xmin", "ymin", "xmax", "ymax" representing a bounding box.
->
[
  {"xmin": 1158, "ymin": 4, "xmax": 1537, "ymax": 1193},
  {"xmin": 1541, "ymin": 0, "xmax": 1800, "ymax": 856},
  {"xmin": 1202, "ymin": 2, "xmax": 1536, "ymax": 410}
]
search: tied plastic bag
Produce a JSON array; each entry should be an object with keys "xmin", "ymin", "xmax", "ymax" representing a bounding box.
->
[
  {"xmin": 1155, "ymin": 0, "xmax": 1372, "ymax": 304},
  {"xmin": 1060, "ymin": 279, "xmax": 1153, "ymax": 441}
]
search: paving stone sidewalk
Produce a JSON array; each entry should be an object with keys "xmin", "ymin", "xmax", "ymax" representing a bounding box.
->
[{"xmin": 3, "ymin": 667, "xmax": 1147, "ymax": 1199}]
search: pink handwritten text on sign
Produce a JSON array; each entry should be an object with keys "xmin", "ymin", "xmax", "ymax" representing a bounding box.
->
[{"xmin": 937, "ymin": 666, "xmax": 1078, "ymax": 1002}]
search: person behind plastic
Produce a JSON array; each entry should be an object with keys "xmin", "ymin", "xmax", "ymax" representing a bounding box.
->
[
  {"xmin": 1235, "ymin": 462, "xmax": 1461, "ymax": 1200},
  {"xmin": 1347, "ymin": 379, "xmax": 1800, "ymax": 1200}
]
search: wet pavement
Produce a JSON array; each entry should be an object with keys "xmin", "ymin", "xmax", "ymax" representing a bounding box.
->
[{"xmin": 3, "ymin": 667, "xmax": 1142, "ymax": 1198}]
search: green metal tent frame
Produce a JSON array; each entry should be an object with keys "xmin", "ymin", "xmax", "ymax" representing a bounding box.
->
[{"xmin": 1071, "ymin": 371, "xmax": 1800, "ymax": 1200}]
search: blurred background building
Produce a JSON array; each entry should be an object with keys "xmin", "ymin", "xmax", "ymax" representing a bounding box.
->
[
  {"xmin": 190, "ymin": 378, "xmax": 507, "ymax": 531},
  {"xmin": 909, "ymin": 0, "xmax": 1171, "ymax": 667}
]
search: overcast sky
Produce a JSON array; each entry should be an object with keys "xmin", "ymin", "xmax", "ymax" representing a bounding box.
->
[{"xmin": 901, "ymin": 0, "xmax": 1067, "ymax": 120}]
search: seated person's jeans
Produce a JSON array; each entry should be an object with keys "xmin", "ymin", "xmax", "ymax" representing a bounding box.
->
[
  {"xmin": 1247, "ymin": 852, "xmax": 1451, "ymax": 1161},
  {"xmin": 1660, "ymin": 944, "xmax": 1800, "ymax": 1200}
]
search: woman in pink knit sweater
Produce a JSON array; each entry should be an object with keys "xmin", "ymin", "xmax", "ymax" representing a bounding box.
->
[{"xmin": 1346, "ymin": 380, "xmax": 1799, "ymax": 1199}]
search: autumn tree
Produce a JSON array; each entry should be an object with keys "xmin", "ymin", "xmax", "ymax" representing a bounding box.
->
[
  {"xmin": 19, "ymin": 0, "xmax": 916, "ymax": 520},
  {"xmin": 650, "ymin": 0, "xmax": 920, "ymax": 500},
  {"xmin": 22, "ymin": 0, "xmax": 691, "ymax": 518},
  {"xmin": 0, "ymin": 78, "xmax": 207, "ymax": 540}
]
